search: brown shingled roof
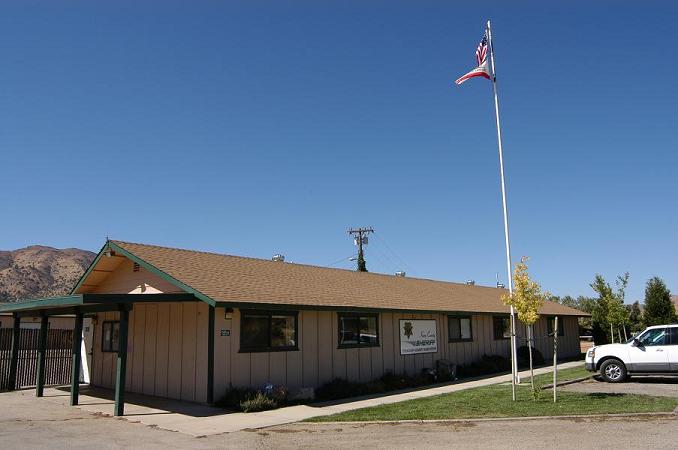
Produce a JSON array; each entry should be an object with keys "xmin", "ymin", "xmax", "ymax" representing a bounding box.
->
[{"xmin": 107, "ymin": 240, "xmax": 586, "ymax": 316}]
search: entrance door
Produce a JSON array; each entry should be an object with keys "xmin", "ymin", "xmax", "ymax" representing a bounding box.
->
[{"xmin": 628, "ymin": 327, "xmax": 669, "ymax": 372}]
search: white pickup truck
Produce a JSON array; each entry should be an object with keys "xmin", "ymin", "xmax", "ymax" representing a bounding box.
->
[{"xmin": 585, "ymin": 324, "xmax": 678, "ymax": 382}]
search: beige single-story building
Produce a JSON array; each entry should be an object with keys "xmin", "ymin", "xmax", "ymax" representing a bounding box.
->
[{"xmin": 0, "ymin": 240, "xmax": 586, "ymax": 415}]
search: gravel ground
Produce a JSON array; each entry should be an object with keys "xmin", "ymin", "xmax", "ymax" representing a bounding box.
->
[
  {"xmin": 2, "ymin": 388, "xmax": 678, "ymax": 449},
  {"xmin": 244, "ymin": 416, "xmax": 678, "ymax": 449}
]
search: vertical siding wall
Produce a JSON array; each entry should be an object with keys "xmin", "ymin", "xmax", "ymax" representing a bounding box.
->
[
  {"xmin": 88, "ymin": 257, "xmax": 210, "ymax": 402},
  {"xmin": 90, "ymin": 302, "xmax": 209, "ymax": 403},
  {"xmin": 213, "ymin": 309, "xmax": 581, "ymax": 399},
  {"xmin": 529, "ymin": 315, "xmax": 581, "ymax": 360}
]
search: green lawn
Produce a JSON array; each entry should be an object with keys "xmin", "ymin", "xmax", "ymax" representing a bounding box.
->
[
  {"xmin": 308, "ymin": 366, "xmax": 678, "ymax": 422},
  {"xmin": 523, "ymin": 364, "xmax": 591, "ymax": 386}
]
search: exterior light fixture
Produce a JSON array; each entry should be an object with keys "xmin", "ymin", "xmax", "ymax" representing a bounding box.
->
[{"xmin": 224, "ymin": 308, "xmax": 234, "ymax": 320}]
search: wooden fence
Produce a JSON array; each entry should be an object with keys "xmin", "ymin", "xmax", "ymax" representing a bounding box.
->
[{"xmin": 0, "ymin": 328, "xmax": 74, "ymax": 391}]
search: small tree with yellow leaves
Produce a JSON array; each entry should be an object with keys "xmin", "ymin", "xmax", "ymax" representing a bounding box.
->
[{"xmin": 502, "ymin": 256, "xmax": 548, "ymax": 394}]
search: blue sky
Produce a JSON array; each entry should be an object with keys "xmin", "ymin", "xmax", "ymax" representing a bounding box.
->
[{"xmin": 1, "ymin": 1, "xmax": 676, "ymax": 302}]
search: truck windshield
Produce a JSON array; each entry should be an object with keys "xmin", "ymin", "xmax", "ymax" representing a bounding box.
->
[{"xmin": 635, "ymin": 328, "xmax": 667, "ymax": 347}]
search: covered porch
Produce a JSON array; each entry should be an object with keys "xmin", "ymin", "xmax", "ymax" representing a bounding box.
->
[{"xmin": 0, "ymin": 292, "xmax": 207, "ymax": 416}]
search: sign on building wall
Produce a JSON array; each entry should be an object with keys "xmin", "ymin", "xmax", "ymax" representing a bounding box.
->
[{"xmin": 399, "ymin": 319, "xmax": 437, "ymax": 355}]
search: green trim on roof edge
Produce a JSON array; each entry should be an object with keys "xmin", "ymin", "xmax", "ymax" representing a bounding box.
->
[
  {"xmin": 0, "ymin": 295, "xmax": 84, "ymax": 313},
  {"xmin": 70, "ymin": 241, "xmax": 110, "ymax": 295},
  {"xmin": 212, "ymin": 301, "xmax": 589, "ymax": 316},
  {"xmin": 107, "ymin": 241, "xmax": 217, "ymax": 307}
]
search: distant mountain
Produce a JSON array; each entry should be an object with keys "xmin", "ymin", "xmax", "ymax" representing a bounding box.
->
[{"xmin": 0, "ymin": 246, "xmax": 96, "ymax": 302}]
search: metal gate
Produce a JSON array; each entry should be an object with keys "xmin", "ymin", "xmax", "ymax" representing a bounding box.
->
[{"xmin": 0, "ymin": 328, "xmax": 74, "ymax": 391}]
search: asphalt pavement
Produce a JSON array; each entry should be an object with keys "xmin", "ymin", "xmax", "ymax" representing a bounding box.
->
[{"xmin": 562, "ymin": 375, "xmax": 678, "ymax": 398}]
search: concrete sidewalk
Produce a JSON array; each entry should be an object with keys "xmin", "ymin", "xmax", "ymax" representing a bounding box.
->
[{"xmin": 38, "ymin": 361, "xmax": 582, "ymax": 436}]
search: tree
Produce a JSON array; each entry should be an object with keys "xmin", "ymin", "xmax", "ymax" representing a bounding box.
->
[
  {"xmin": 589, "ymin": 273, "xmax": 629, "ymax": 344},
  {"xmin": 643, "ymin": 277, "xmax": 677, "ymax": 326},
  {"xmin": 357, "ymin": 247, "xmax": 368, "ymax": 272},
  {"xmin": 590, "ymin": 275, "xmax": 612, "ymax": 345},
  {"xmin": 557, "ymin": 295, "xmax": 577, "ymax": 308},
  {"xmin": 552, "ymin": 295, "xmax": 595, "ymax": 335},
  {"xmin": 502, "ymin": 256, "xmax": 547, "ymax": 396},
  {"xmin": 608, "ymin": 274, "xmax": 630, "ymax": 341},
  {"xmin": 626, "ymin": 301, "xmax": 644, "ymax": 334}
]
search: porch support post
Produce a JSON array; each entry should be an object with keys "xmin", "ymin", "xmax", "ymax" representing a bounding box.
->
[
  {"xmin": 35, "ymin": 315, "xmax": 49, "ymax": 397},
  {"xmin": 114, "ymin": 305, "xmax": 130, "ymax": 416},
  {"xmin": 70, "ymin": 310, "xmax": 84, "ymax": 406},
  {"xmin": 207, "ymin": 305, "xmax": 215, "ymax": 404},
  {"xmin": 8, "ymin": 314, "xmax": 21, "ymax": 391}
]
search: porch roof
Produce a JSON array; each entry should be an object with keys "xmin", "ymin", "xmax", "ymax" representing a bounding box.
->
[{"xmin": 0, "ymin": 293, "xmax": 199, "ymax": 317}]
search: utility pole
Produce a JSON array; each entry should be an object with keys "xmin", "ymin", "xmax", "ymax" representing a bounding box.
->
[{"xmin": 347, "ymin": 227, "xmax": 374, "ymax": 272}]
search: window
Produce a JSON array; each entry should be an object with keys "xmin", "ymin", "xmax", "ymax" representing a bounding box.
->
[
  {"xmin": 493, "ymin": 316, "xmax": 511, "ymax": 340},
  {"xmin": 546, "ymin": 317, "xmax": 565, "ymax": 336},
  {"xmin": 448, "ymin": 316, "xmax": 473, "ymax": 342},
  {"xmin": 338, "ymin": 313, "xmax": 379, "ymax": 348},
  {"xmin": 637, "ymin": 328, "xmax": 668, "ymax": 347},
  {"xmin": 669, "ymin": 327, "xmax": 678, "ymax": 345},
  {"xmin": 240, "ymin": 311, "xmax": 298, "ymax": 352},
  {"xmin": 102, "ymin": 321, "xmax": 120, "ymax": 352}
]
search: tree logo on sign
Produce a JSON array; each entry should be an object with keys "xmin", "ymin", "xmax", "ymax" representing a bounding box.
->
[{"xmin": 403, "ymin": 321, "xmax": 413, "ymax": 338}]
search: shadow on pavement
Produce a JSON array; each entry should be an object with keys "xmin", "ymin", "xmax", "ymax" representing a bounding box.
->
[
  {"xmin": 54, "ymin": 385, "xmax": 235, "ymax": 417},
  {"xmin": 592, "ymin": 375, "xmax": 678, "ymax": 385}
]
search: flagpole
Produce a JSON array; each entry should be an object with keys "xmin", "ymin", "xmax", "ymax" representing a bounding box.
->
[{"xmin": 486, "ymin": 20, "xmax": 519, "ymax": 401}]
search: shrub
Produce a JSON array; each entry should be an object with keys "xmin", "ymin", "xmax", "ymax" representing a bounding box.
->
[
  {"xmin": 315, "ymin": 369, "xmax": 454, "ymax": 402},
  {"xmin": 516, "ymin": 345, "xmax": 545, "ymax": 368},
  {"xmin": 216, "ymin": 384, "xmax": 288, "ymax": 412},
  {"xmin": 315, "ymin": 378, "xmax": 371, "ymax": 401},
  {"xmin": 456, "ymin": 354, "xmax": 511, "ymax": 378},
  {"xmin": 215, "ymin": 386, "xmax": 258, "ymax": 409},
  {"xmin": 272, "ymin": 385, "xmax": 289, "ymax": 402},
  {"xmin": 531, "ymin": 383, "xmax": 543, "ymax": 401},
  {"xmin": 378, "ymin": 372, "xmax": 409, "ymax": 391},
  {"xmin": 240, "ymin": 392, "xmax": 278, "ymax": 413},
  {"xmin": 263, "ymin": 383, "xmax": 289, "ymax": 402}
]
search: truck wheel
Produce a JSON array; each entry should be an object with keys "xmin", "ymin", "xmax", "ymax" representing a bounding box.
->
[{"xmin": 600, "ymin": 359, "xmax": 627, "ymax": 383}]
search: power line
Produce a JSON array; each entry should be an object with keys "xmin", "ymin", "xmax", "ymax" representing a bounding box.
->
[
  {"xmin": 368, "ymin": 241, "xmax": 401, "ymax": 273},
  {"xmin": 327, "ymin": 254, "xmax": 358, "ymax": 268},
  {"xmin": 369, "ymin": 246, "xmax": 401, "ymax": 274},
  {"xmin": 372, "ymin": 232, "xmax": 414, "ymax": 274}
]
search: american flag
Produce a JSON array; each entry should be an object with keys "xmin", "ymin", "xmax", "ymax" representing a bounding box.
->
[
  {"xmin": 475, "ymin": 34, "xmax": 488, "ymax": 66},
  {"xmin": 455, "ymin": 30, "xmax": 491, "ymax": 85}
]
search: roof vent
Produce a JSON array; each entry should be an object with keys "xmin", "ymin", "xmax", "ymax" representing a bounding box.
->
[
  {"xmin": 465, "ymin": 280, "xmax": 475, "ymax": 286},
  {"xmin": 272, "ymin": 254, "xmax": 285, "ymax": 262},
  {"xmin": 395, "ymin": 271, "xmax": 406, "ymax": 277},
  {"xmin": 133, "ymin": 262, "xmax": 140, "ymax": 272}
]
